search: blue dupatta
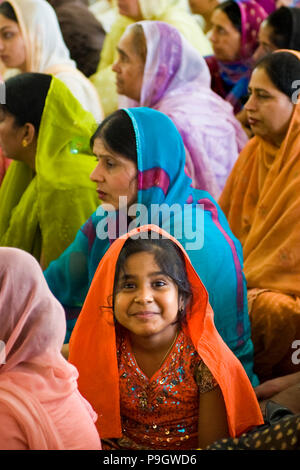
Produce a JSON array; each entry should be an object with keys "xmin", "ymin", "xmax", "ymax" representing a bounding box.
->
[{"xmin": 44, "ymin": 107, "xmax": 258, "ymax": 385}]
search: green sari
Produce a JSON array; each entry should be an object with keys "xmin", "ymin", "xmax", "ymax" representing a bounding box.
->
[{"xmin": 0, "ymin": 76, "xmax": 99, "ymax": 269}]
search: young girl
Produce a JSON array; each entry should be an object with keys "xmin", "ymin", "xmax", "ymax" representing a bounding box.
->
[{"xmin": 68, "ymin": 224, "xmax": 263, "ymax": 450}]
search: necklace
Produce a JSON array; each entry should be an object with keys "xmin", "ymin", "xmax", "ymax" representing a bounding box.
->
[
  {"xmin": 157, "ymin": 330, "xmax": 179, "ymax": 370},
  {"xmin": 135, "ymin": 331, "xmax": 180, "ymax": 409}
]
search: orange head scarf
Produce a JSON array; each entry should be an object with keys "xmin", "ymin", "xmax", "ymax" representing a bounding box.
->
[
  {"xmin": 69, "ymin": 224, "xmax": 263, "ymax": 439},
  {"xmin": 219, "ymin": 50, "xmax": 300, "ymax": 296}
]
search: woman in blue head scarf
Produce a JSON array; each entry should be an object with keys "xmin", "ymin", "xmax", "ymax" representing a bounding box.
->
[{"xmin": 44, "ymin": 107, "xmax": 258, "ymax": 386}]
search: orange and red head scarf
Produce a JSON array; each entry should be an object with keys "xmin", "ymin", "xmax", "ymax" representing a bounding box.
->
[{"xmin": 69, "ymin": 224, "xmax": 263, "ymax": 440}]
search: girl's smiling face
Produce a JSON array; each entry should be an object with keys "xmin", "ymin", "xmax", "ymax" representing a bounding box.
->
[{"xmin": 114, "ymin": 251, "xmax": 181, "ymax": 341}]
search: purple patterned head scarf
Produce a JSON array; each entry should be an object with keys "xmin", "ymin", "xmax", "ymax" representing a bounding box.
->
[
  {"xmin": 237, "ymin": 0, "xmax": 268, "ymax": 60},
  {"xmin": 118, "ymin": 21, "xmax": 248, "ymax": 197}
]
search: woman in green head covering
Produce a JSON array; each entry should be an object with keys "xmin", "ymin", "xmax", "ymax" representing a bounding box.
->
[{"xmin": 0, "ymin": 72, "xmax": 99, "ymax": 269}]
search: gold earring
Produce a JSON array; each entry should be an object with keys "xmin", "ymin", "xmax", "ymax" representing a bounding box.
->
[{"xmin": 22, "ymin": 139, "xmax": 28, "ymax": 148}]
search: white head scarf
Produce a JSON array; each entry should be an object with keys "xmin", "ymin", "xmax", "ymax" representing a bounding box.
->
[{"xmin": 9, "ymin": 0, "xmax": 75, "ymax": 72}]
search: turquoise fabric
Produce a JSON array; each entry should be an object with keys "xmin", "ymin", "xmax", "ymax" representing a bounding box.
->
[{"xmin": 44, "ymin": 107, "xmax": 258, "ymax": 386}]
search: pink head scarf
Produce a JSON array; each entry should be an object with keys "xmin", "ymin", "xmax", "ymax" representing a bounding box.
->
[
  {"xmin": 237, "ymin": 0, "xmax": 268, "ymax": 60},
  {"xmin": 119, "ymin": 21, "xmax": 248, "ymax": 196},
  {"xmin": 0, "ymin": 247, "xmax": 97, "ymax": 449}
]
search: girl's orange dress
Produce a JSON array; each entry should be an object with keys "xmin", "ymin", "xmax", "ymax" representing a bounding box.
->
[{"xmin": 102, "ymin": 330, "xmax": 217, "ymax": 450}]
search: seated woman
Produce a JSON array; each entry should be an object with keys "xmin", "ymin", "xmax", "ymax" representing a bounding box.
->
[
  {"xmin": 90, "ymin": 0, "xmax": 213, "ymax": 116},
  {"xmin": 219, "ymin": 51, "xmax": 300, "ymax": 382},
  {"xmin": 68, "ymin": 225, "xmax": 263, "ymax": 450},
  {"xmin": 190, "ymin": 0, "xmax": 274, "ymax": 33},
  {"xmin": 0, "ymin": 72, "xmax": 99, "ymax": 269},
  {"xmin": 0, "ymin": 0, "xmax": 103, "ymax": 121},
  {"xmin": 113, "ymin": 21, "xmax": 248, "ymax": 197},
  {"xmin": 0, "ymin": 247, "xmax": 101, "ymax": 450},
  {"xmin": 205, "ymin": 0, "xmax": 267, "ymax": 115},
  {"xmin": 253, "ymin": 6, "xmax": 300, "ymax": 63},
  {"xmin": 44, "ymin": 106, "xmax": 258, "ymax": 386}
]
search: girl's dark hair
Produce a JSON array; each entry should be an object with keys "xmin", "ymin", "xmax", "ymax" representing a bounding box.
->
[
  {"xmin": 265, "ymin": 7, "xmax": 294, "ymax": 49},
  {"xmin": 0, "ymin": 2, "xmax": 18, "ymax": 22},
  {"xmin": 0, "ymin": 73, "xmax": 52, "ymax": 132},
  {"xmin": 215, "ymin": 0, "xmax": 242, "ymax": 33},
  {"xmin": 254, "ymin": 51, "xmax": 300, "ymax": 100},
  {"xmin": 90, "ymin": 109, "xmax": 137, "ymax": 164},
  {"xmin": 113, "ymin": 235, "xmax": 192, "ymax": 326}
]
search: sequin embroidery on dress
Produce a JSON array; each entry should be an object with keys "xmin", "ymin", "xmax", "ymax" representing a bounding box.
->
[{"xmin": 116, "ymin": 330, "xmax": 218, "ymax": 450}]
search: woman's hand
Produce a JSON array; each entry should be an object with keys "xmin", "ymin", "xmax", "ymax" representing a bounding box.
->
[
  {"xmin": 255, "ymin": 372, "xmax": 300, "ymax": 400},
  {"xmin": 255, "ymin": 372, "xmax": 300, "ymax": 416}
]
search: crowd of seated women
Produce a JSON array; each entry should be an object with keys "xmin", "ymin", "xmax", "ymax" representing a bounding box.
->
[{"xmin": 0, "ymin": 0, "xmax": 299, "ymax": 451}]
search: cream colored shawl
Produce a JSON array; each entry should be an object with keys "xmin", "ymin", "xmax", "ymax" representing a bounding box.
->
[{"xmin": 6, "ymin": 0, "xmax": 103, "ymax": 121}]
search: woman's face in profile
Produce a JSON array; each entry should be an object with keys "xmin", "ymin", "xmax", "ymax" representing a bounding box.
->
[
  {"xmin": 0, "ymin": 108, "xmax": 26, "ymax": 160},
  {"xmin": 0, "ymin": 14, "xmax": 26, "ymax": 71},
  {"xmin": 245, "ymin": 67, "xmax": 294, "ymax": 147},
  {"xmin": 90, "ymin": 137, "xmax": 138, "ymax": 212},
  {"xmin": 209, "ymin": 8, "xmax": 241, "ymax": 62},
  {"xmin": 112, "ymin": 30, "xmax": 145, "ymax": 102},
  {"xmin": 253, "ymin": 21, "xmax": 278, "ymax": 64}
]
